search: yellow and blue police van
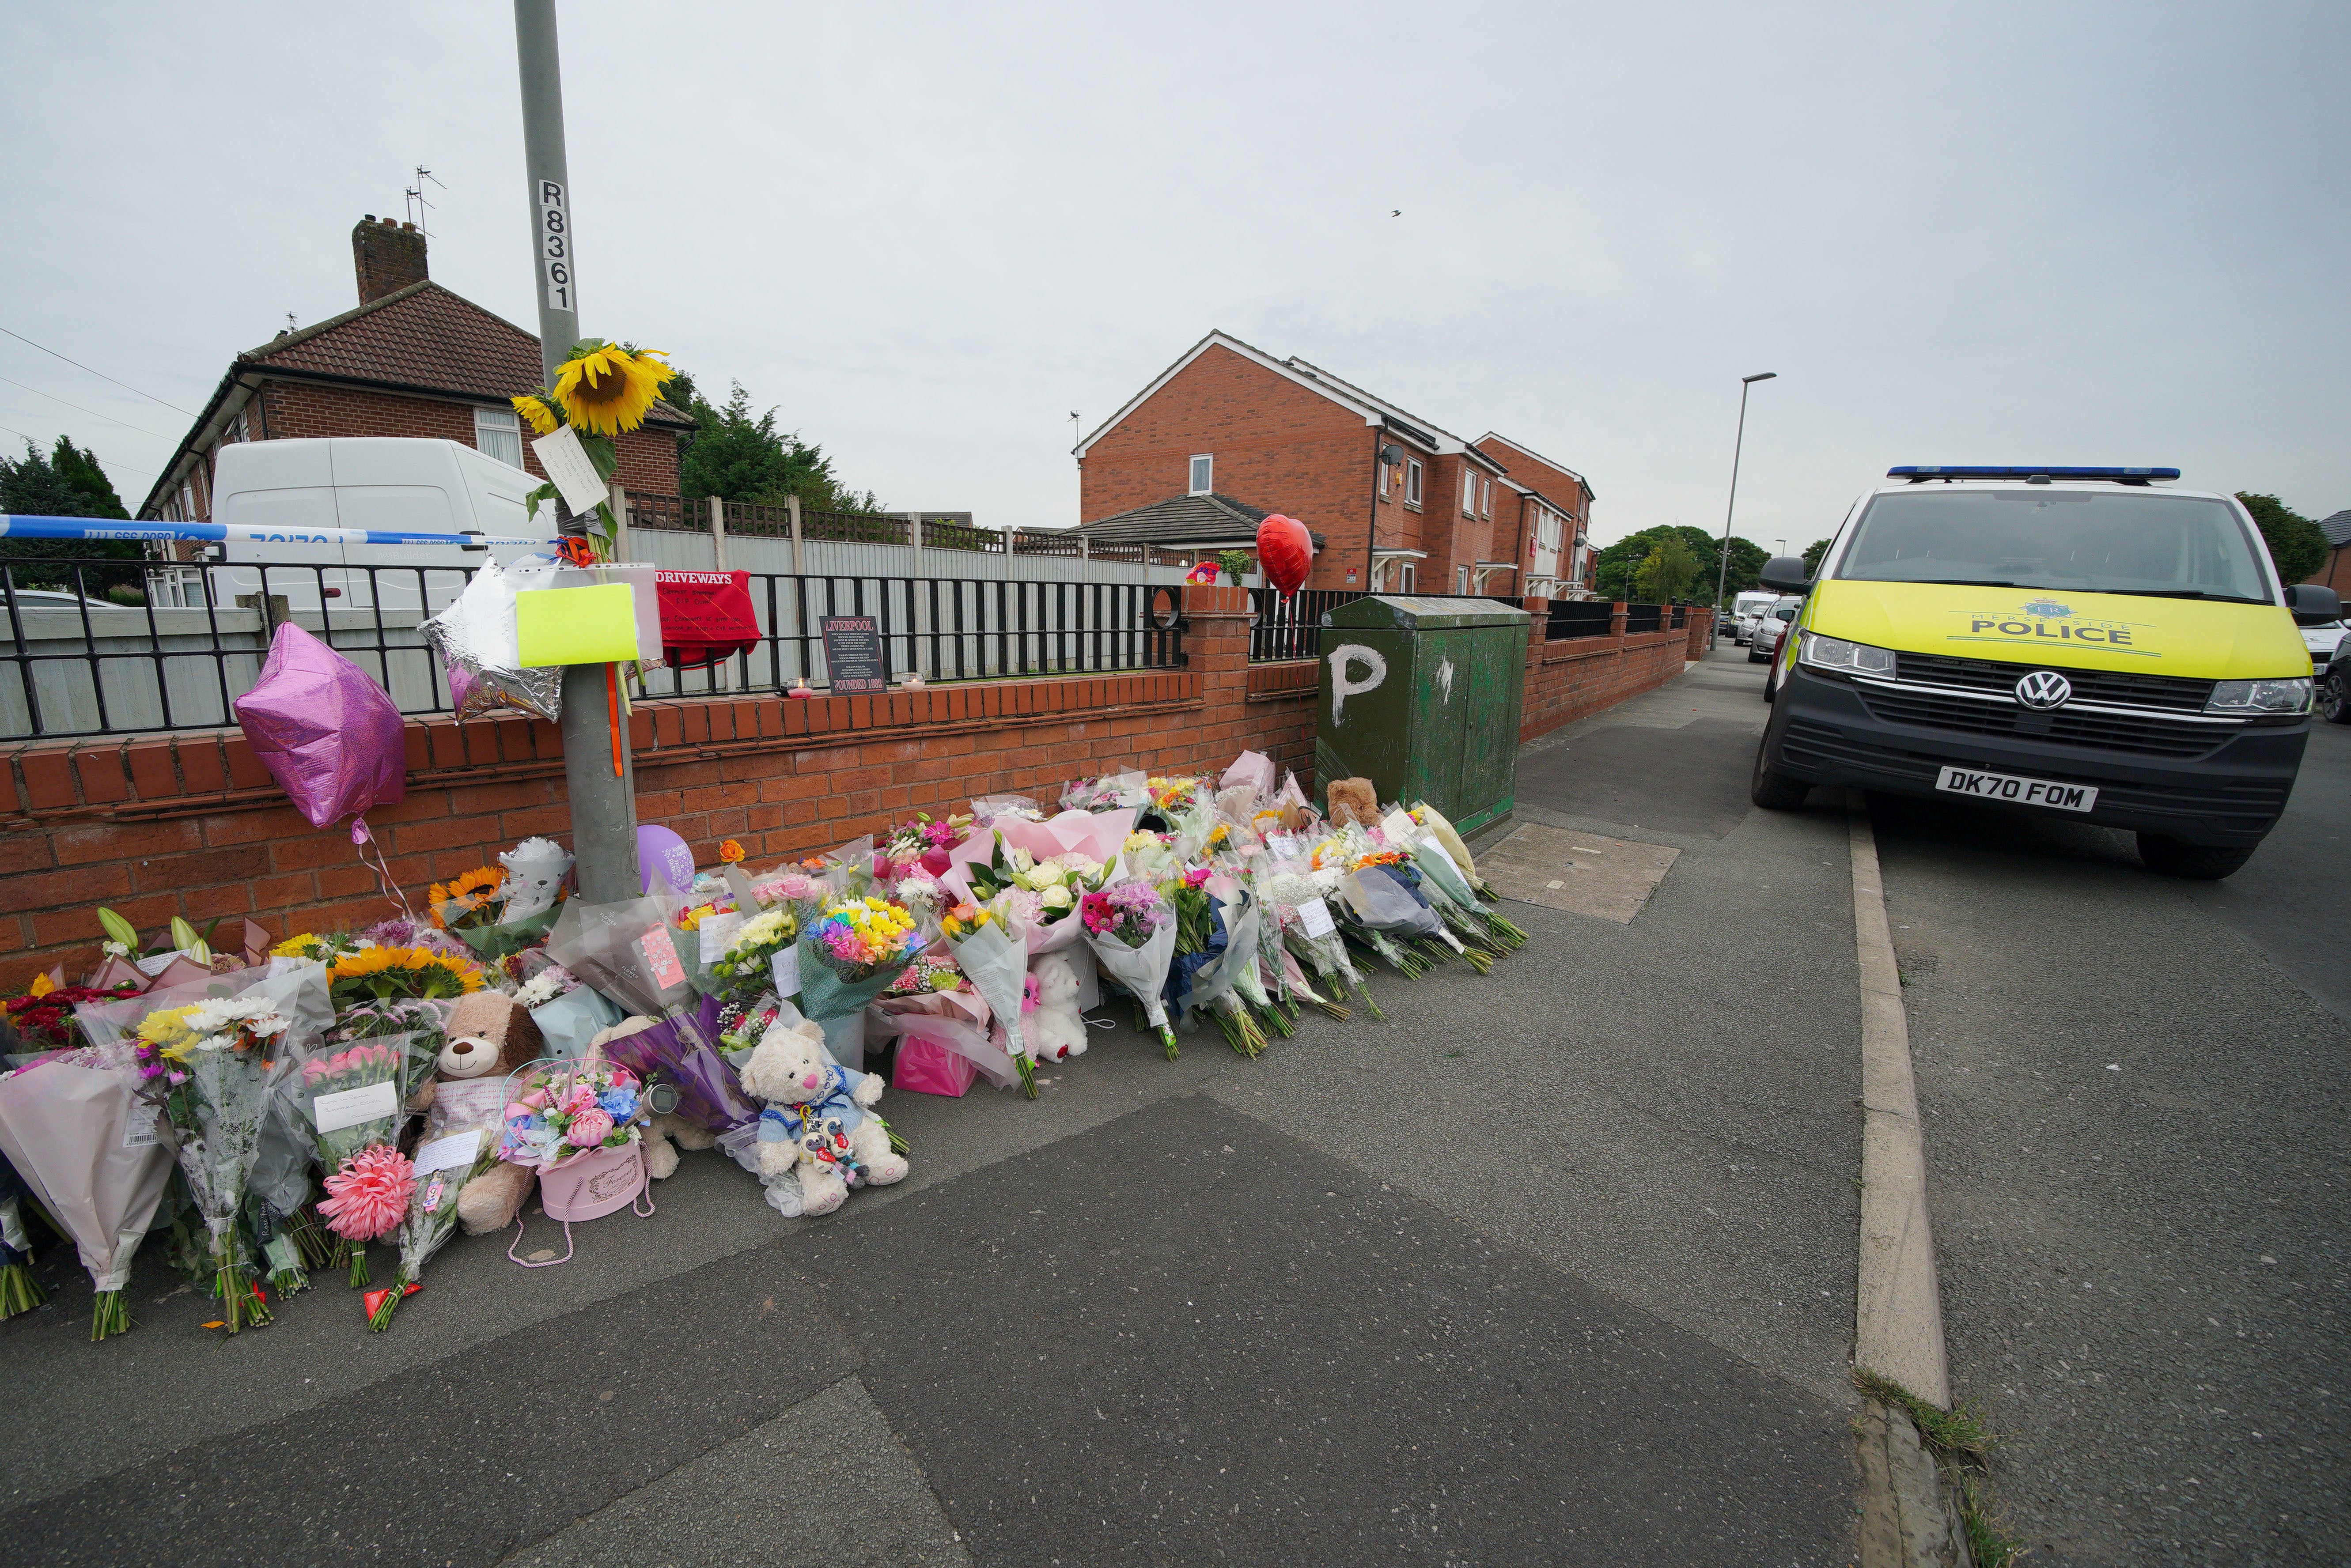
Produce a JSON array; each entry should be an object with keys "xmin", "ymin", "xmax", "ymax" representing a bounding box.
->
[{"xmin": 1749, "ymin": 466, "xmax": 2343, "ymax": 880}]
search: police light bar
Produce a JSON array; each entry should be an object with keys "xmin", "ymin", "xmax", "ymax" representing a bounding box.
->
[{"xmin": 1888, "ymin": 465, "xmax": 2181, "ymax": 481}]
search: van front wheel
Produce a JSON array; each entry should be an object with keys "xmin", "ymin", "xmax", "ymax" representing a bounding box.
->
[
  {"xmin": 2137, "ymin": 834, "xmax": 2255, "ymax": 881},
  {"xmin": 1750, "ymin": 737, "xmax": 1811, "ymax": 810}
]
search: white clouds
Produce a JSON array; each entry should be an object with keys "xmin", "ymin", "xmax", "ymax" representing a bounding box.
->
[{"xmin": 2, "ymin": 0, "xmax": 2343, "ymax": 537}]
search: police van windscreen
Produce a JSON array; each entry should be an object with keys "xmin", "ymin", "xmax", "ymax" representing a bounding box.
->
[{"xmin": 1834, "ymin": 491, "xmax": 2270, "ymax": 603}]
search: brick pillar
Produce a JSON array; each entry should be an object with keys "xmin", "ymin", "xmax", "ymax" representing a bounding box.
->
[
  {"xmin": 1686, "ymin": 607, "xmax": 1711, "ymax": 657},
  {"xmin": 1180, "ymin": 583, "xmax": 1255, "ymax": 772},
  {"xmin": 1609, "ymin": 600, "xmax": 1629, "ymax": 639}
]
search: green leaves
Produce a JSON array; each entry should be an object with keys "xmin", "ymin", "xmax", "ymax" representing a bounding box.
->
[{"xmin": 2235, "ymin": 493, "xmax": 2329, "ymax": 585}]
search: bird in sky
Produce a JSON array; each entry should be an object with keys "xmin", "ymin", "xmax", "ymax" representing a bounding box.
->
[{"xmin": 1391, "ymin": 209, "xmax": 1401, "ymax": 217}]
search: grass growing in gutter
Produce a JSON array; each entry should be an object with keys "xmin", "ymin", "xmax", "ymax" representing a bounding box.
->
[{"xmin": 1854, "ymin": 1369, "xmax": 2026, "ymax": 1568}]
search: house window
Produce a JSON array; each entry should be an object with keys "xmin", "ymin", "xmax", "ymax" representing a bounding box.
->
[
  {"xmin": 1405, "ymin": 460, "xmax": 1423, "ymax": 506},
  {"xmin": 1462, "ymin": 470, "xmax": 1476, "ymax": 516},
  {"xmin": 1378, "ymin": 459, "xmax": 1390, "ymax": 498},
  {"xmin": 475, "ymin": 406, "xmax": 525, "ymax": 469},
  {"xmin": 1188, "ymin": 454, "xmax": 1213, "ymax": 495},
  {"xmin": 1456, "ymin": 565, "xmax": 1469, "ymax": 594},
  {"xmin": 1480, "ymin": 478, "xmax": 1491, "ymax": 519}
]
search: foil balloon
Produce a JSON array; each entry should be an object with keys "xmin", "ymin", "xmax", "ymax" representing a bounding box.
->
[
  {"xmin": 233, "ymin": 622, "xmax": 407, "ymax": 830},
  {"xmin": 421, "ymin": 558, "xmax": 564, "ymax": 724},
  {"xmin": 1256, "ymin": 514, "xmax": 1313, "ymax": 596},
  {"xmin": 638, "ymin": 824, "xmax": 695, "ymax": 895}
]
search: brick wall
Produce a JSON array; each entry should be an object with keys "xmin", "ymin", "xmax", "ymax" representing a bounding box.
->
[
  {"xmin": 0, "ymin": 586, "xmax": 1311, "ymax": 989},
  {"xmin": 1515, "ymin": 599, "xmax": 1709, "ymax": 742},
  {"xmin": 1080, "ymin": 346, "xmax": 1376, "ymax": 592}
]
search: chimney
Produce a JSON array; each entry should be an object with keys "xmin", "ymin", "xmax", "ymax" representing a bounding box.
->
[{"xmin": 352, "ymin": 214, "xmax": 428, "ymax": 304}]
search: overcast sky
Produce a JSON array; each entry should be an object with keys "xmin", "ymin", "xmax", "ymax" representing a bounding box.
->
[{"xmin": 4, "ymin": 2, "xmax": 2346, "ymax": 550}]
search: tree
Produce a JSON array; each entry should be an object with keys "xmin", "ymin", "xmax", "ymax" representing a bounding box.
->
[
  {"xmin": 1591, "ymin": 524, "xmax": 1744, "ymax": 601},
  {"xmin": 673, "ymin": 374, "xmax": 889, "ymax": 514},
  {"xmin": 0, "ymin": 441, "xmax": 143, "ymax": 592},
  {"xmin": 49, "ymin": 437, "xmax": 128, "ymax": 519},
  {"xmin": 2234, "ymin": 493, "xmax": 2328, "ymax": 585},
  {"xmin": 1633, "ymin": 533, "xmax": 1700, "ymax": 603},
  {"xmin": 1801, "ymin": 537, "xmax": 1832, "ymax": 576}
]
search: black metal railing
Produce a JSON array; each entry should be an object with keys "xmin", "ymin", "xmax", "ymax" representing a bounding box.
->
[
  {"xmin": 1624, "ymin": 602, "xmax": 1663, "ymax": 635},
  {"xmin": 1546, "ymin": 601, "xmax": 1614, "ymax": 641},
  {"xmin": 0, "ymin": 556, "xmax": 1182, "ymax": 741},
  {"xmin": 1248, "ymin": 588, "xmax": 1367, "ymax": 661}
]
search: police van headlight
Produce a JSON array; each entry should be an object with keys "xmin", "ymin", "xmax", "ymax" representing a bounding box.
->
[
  {"xmin": 2204, "ymin": 677, "xmax": 2311, "ymax": 715},
  {"xmin": 1798, "ymin": 632, "xmax": 1896, "ymax": 676}
]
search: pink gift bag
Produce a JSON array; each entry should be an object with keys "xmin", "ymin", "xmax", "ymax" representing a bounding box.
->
[
  {"xmin": 509, "ymin": 1135, "xmax": 654, "ymax": 1268},
  {"xmin": 893, "ymin": 1035, "xmax": 977, "ymax": 1098}
]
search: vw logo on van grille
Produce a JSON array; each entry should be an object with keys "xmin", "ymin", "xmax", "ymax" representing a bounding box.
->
[{"xmin": 2014, "ymin": 670, "xmax": 2073, "ymax": 710}]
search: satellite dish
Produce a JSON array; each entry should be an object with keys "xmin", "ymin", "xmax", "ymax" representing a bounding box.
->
[{"xmin": 1378, "ymin": 444, "xmax": 1404, "ymax": 466}]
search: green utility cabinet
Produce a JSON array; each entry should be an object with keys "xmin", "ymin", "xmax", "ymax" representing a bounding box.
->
[{"xmin": 1313, "ymin": 595, "xmax": 1529, "ymax": 835}]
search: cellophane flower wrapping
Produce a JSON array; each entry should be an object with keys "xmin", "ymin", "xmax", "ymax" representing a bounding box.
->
[
  {"xmin": 121, "ymin": 962, "xmax": 331, "ymax": 1331},
  {"xmin": 596, "ymin": 994, "xmax": 757, "ymax": 1134},
  {"xmin": 1080, "ymin": 880, "xmax": 1180, "ymax": 1057},
  {"xmin": 798, "ymin": 897, "xmax": 923, "ymax": 1021},
  {"xmin": 941, "ymin": 912, "xmax": 1031, "ymax": 1068},
  {"xmin": 367, "ymin": 1055, "xmax": 515, "ymax": 1330},
  {"xmin": 0, "ymin": 1042, "xmax": 174, "ymax": 1339},
  {"xmin": 295, "ymin": 1033, "xmax": 417, "ymax": 1243}
]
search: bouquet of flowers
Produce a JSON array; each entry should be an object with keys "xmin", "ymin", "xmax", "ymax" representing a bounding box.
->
[
  {"xmin": 328, "ymin": 944, "xmax": 481, "ymax": 1100},
  {"xmin": 363, "ymin": 1054, "xmax": 522, "ymax": 1331},
  {"xmin": 941, "ymin": 902, "xmax": 1037, "ymax": 1093},
  {"xmin": 1080, "ymin": 881, "xmax": 1179, "ymax": 1060},
  {"xmin": 295, "ymin": 1036, "xmax": 416, "ymax": 1283},
  {"xmin": 498, "ymin": 1059, "xmax": 647, "ymax": 1169},
  {"xmin": 272, "ymin": 931, "xmax": 371, "ymax": 966},
  {"xmin": 2, "ymin": 976, "xmax": 141, "ymax": 1052},
  {"xmin": 799, "ymin": 896, "xmax": 924, "ymax": 1022},
  {"xmin": 0, "ymin": 1043, "xmax": 175, "ymax": 1340},
  {"xmin": 710, "ymin": 907, "xmax": 797, "ymax": 1006},
  {"xmin": 1143, "ymin": 776, "xmax": 1222, "ymax": 860},
  {"xmin": 1405, "ymin": 804, "xmax": 1526, "ymax": 949},
  {"xmin": 750, "ymin": 870, "xmax": 828, "ymax": 930},
  {"xmin": 0, "ymin": 1149, "xmax": 40, "ymax": 1319},
  {"xmin": 1167, "ymin": 875, "xmax": 1269, "ymax": 1058},
  {"xmin": 1263, "ymin": 864, "xmax": 1373, "ymax": 1019},
  {"xmin": 428, "ymin": 866, "xmax": 507, "ymax": 932},
  {"xmin": 716, "ymin": 991, "xmax": 789, "ymax": 1061},
  {"xmin": 881, "ymin": 812, "xmax": 971, "ymax": 880},
  {"xmin": 132, "ymin": 969, "xmax": 326, "ymax": 1333},
  {"xmin": 1059, "ymin": 770, "xmax": 1150, "ymax": 813}
]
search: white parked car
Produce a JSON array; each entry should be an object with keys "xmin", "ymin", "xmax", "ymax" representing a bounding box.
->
[
  {"xmin": 2303, "ymin": 618, "xmax": 2345, "ymax": 669},
  {"xmin": 1748, "ymin": 596, "xmax": 1800, "ymax": 663}
]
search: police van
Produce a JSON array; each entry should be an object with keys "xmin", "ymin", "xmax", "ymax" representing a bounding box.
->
[{"xmin": 1749, "ymin": 466, "xmax": 2342, "ymax": 880}]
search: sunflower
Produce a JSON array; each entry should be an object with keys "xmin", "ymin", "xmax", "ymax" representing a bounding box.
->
[
  {"xmin": 427, "ymin": 866, "xmax": 506, "ymax": 930},
  {"xmin": 511, "ymin": 393, "xmax": 561, "ymax": 437},
  {"xmin": 329, "ymin": 945, "xmax": 484, "ymax": 1005},
  {"xmin": 551, "ymin": 340, "xmax": 674, "ymax": 437}
]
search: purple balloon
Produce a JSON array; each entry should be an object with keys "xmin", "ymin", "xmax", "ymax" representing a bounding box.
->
[
  {"xmin": 639, "ymin": 824, "xmax": 696, "ymax": 895},
  {"xmin": 233, "ymin": 622, "xmax": 406, "ymax": 830}
]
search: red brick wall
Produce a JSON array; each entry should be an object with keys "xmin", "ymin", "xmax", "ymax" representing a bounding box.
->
[
  {"xmin": 2305, "ymin": 545, "xmax": 2350, "ymax": 595},
  {"xmin": 204, "ymin": 379, "xmax": 682, "ymax": 515},
  {"xmin": 0, "ymin": 586, "xmax": 1312, "ymax": 989},
  {"xmin": 1515, "ymin": 598, "xmax": 1707, "ymax": 743},
  {"xmin": 1080, "ymin": 346, "xmax": 1377, "ymax": 592},
  {"xmin": 1477, "ymin": 437, "xmax": 1593, "ymax": 590}
]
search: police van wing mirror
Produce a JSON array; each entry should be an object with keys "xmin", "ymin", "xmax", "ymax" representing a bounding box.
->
[
  {"xmin": 1758, "ymin": 555, "xmax": 1810, "ymax": 593},
  {"xmin": 2283, "ymin": 584, "xmax": 2341, "ymax": 626}
]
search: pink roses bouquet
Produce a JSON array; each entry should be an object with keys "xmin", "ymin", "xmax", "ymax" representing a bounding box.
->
[{"xmin": 499, "ymin": 1061, "xmax": 645, "ymax": 1169}]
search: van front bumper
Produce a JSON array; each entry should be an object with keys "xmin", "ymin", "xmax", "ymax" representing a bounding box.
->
[{"xmin": 1761, "ymin": 665, "xmax": 2308, "ymax": 846}]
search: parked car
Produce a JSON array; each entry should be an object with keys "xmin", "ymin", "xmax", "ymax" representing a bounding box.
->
[
  {"xmin": 2304, "ymin": 618, "xmax": 2346, "ymax": 669},
  {"xmin": 2322, "ymin": 639, "xmax": 2351, "ymax": 725},
  {"xmin": 1731, "ymin": 589, "xmax": 1779, "ymax": 645},
  {"xmin": 1748, "ymin": 597, "xmax": 1800, "ymax": 663}
]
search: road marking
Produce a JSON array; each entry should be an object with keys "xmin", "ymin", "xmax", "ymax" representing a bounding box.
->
[{"xmin": 1847, "ymin": 790, "xmax": 1952, "ymax": 1409}]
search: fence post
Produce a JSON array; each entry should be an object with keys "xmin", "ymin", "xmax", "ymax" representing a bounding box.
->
[
  {"xmin": 907, "ymin": 510, "xmax": 923, "ymax": 576},
  {"xmin": 1610, "ymin": 600, "xmax": 1628, "ymax": 640},
  {"xmin": 607, "ymin": 481, "xmax": 632, "ymax": 559},
  {"xmin": 708, "ymin": 495, "xmax": 728, "ymax": 571},
  {"xmin": 787, "ymin": 495, "xmax": 803, "ymax": 575}
]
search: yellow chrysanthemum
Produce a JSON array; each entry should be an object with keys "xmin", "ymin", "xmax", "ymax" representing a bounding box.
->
[
  {"xmin": 510, "ymin": 393, "xmax": 560, "ymax": 437},
  {"xmin": 271, "ymin": 933, "xmax": 319, "ymax": 959},
  {"xmin": 551, "ymin": 342, "xmax": 673, "ymax": 437},
  {"xmin": 136, "ymin": 1004, "xmax": 200, "ymax": 1058}
]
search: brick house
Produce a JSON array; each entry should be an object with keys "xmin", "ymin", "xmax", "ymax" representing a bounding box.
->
[
  {"xmin": 2307, "ymin": 509, "xmax": 2351, "ymax": 596},
  {"xmin": 138, "ymin": 216, "xmax": 691, "ymax": 522},
  {"xmin": 1073, "ymin": 330, "xmax": 1593, "ymax": 596}
]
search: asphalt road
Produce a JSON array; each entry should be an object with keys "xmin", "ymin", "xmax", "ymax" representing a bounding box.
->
[
  {"xmin": 1868, "ymin": 685, "xmax": 2351, "ymax": 1563},
  {"xmin": 0, "ymin": 646, "xmax": 1866, "ymax": 1568}
]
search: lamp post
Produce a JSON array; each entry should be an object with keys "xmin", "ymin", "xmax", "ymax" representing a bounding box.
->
[
  {"xmin": 1711, "ymin": 371, "xmax": 1777, "ymax": 623},
  {"xmin": 515, "ymin": 0, "xmax": 640, "ymax": 901}
]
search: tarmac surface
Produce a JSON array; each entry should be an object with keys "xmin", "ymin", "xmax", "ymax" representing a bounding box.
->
[
  {"xmin": 1873, "ymin": 705, "xmax": 2351, "ymax": 1564},
  {"xmin": 1, "ymin": 646, "xmax": 1870, "ymax": 1566}
]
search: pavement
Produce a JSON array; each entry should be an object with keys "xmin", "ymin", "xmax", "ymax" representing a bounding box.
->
[
  {"xmin": 1870, "ymin": 707, "xmax": 2351, "ymax": 1564},
  {"xmin": 0, "ymin": 645, "xmax": 1873, "ymax": 1566}
]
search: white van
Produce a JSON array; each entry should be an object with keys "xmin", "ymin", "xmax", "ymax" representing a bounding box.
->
[
  {"xmin": 1731, "ymin": 589, "xmax": 1780, "ymax": 645},
  {"xmin": 210, "ymin": 438, "xmax": 559, "ymax": 615}
]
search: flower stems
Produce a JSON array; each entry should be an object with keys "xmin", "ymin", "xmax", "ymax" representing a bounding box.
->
[
  {"xmin": 1155, "ymin": 1024, "xmax": 1180, "ymax": 1062},
  {"xmin": 1015, "ymin": 1053, "xmax": 1038, "ymax": 1100},
  {"xmin": 90, "ymin": 1289, "xmax": 129, "ymax": 1341},
  {"xmin": 365, "ymin": 1273, "xmax": 420, "ymax": 1332},
  {"xmin": 212, "ymin": 1262, "xmax": 270, "ymax": 1334},
  {"xmin": 346, "ymin": 1241, "xmax": 370, "ymax": 1289},
  {"xmin": 0, "ymin": 1260, "xmax": 45, "ymax": 1319}
]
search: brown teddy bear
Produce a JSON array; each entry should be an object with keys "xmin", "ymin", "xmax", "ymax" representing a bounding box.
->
[
  {"xmin": 1325, "ymin": 776, "xmax": 1380, "ymax": 829},
  {"xmin": 418, "ymin": 991, "xmax": 549, "ymax": 1237}
]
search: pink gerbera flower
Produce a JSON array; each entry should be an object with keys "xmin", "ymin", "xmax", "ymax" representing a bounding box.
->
[{"xmin": 318, "ymin": 1145, "xmax": 417, "ymax": 1240}]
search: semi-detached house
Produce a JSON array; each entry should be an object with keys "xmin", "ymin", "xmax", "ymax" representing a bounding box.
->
[{"xmin": 1073, "ymin": 331, "xmax": 1593, "ymax": 597}]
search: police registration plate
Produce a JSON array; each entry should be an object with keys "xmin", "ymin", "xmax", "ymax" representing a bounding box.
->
[{"xmin": 1934, "ymin": 765, "xmax": 2097, "ymax": 812}]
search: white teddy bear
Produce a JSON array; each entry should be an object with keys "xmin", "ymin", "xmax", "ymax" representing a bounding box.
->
[
  {"xmin": 1027, "ymin": 953, "xmax": 1089, "ymax": 1062},
  {"xmin": 736, "ymin": 1017, "xmax": 908, "ymax": 1216},
  {"xmin": 499, "ymin": 836, "xmax": 573, "ymax": 923}
]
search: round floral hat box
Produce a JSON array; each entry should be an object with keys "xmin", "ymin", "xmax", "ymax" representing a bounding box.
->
[{"xmin": 538, "ymin": 1132, "xmax": 649, "ymax": 1223}]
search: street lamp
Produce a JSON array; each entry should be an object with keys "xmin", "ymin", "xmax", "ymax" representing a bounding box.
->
[{"xmin": 1711, "ymin": 371, "xmax": 1777, "ymax": 629}]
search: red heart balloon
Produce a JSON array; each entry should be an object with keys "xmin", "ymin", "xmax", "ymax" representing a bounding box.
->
[{"xmin": 1256, "ymin": 514, "xmax": 1313, "ymax": 595}]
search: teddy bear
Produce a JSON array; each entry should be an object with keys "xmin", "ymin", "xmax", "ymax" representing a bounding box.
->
[
  {"xmin": 401, "ymin": 990, "xmax": 550, "ymax": 1237},
  {"xmin": 1026, "ymin": 953, "xmax": 1088, "ymax": 1062},
  {"xmin": 498, "ymin": 836, "xmax": 573, "ymax": 923},
  {"xmin": 1325, "ymin": 776, "xmax": 1380, "ymax": 829},
  {"xmin": 583, "ymin": 1015, "xmax": 716, "ymax": 1180},
  {"xmin": 735, "ymin": 1016, "xmax": 908, "ymax": 1217}
]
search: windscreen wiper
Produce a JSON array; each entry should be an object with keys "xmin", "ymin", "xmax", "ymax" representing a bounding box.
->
[{"xmin": 2096, "ymin": 588, "xmax": 2267, "ymax": 604}]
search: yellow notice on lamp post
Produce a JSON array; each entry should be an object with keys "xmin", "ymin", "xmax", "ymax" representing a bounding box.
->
[{"xmin": 516, "ymin": 582, "xmax": 639, "ymax": 666}]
